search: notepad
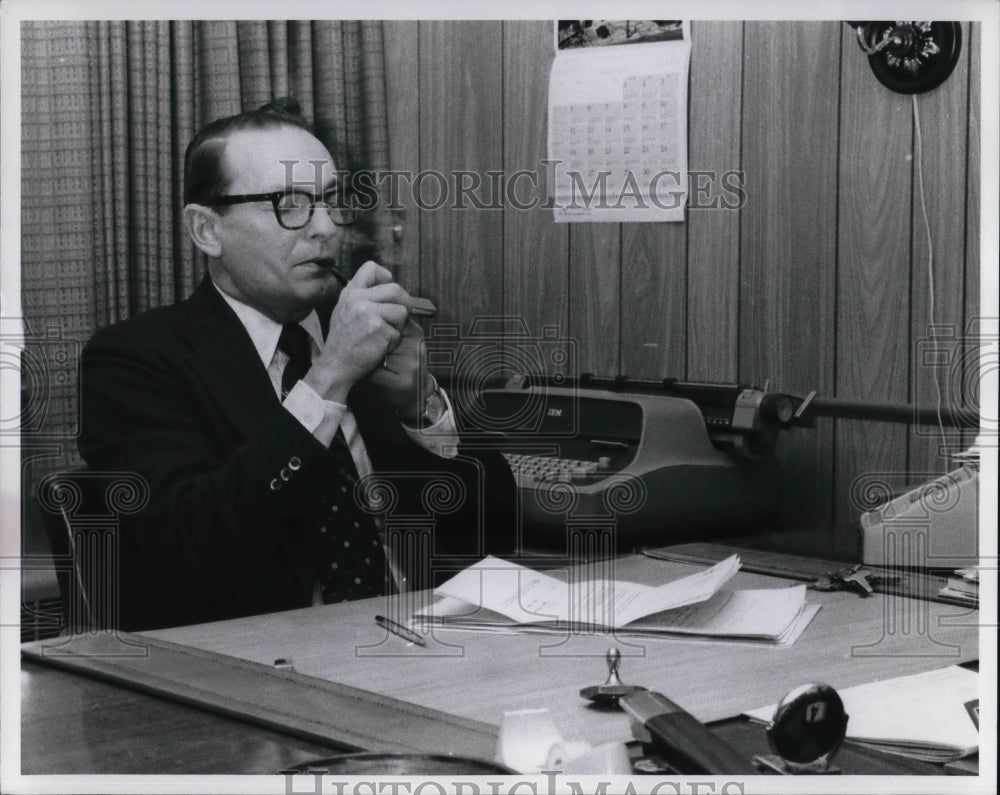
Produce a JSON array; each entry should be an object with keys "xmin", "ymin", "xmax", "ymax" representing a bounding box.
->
[
  {"xmin": 412, "ymin": 555, "xmax": 820, "ymax": 646},
  {"xmin": 744, "ymin": 665, "xmax": 979, "ymax": 763}
]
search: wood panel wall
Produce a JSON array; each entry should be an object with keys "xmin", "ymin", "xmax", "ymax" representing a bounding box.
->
[{"xmin": 383, "ymin": 20, "xmax": 981, "ymax": 556}]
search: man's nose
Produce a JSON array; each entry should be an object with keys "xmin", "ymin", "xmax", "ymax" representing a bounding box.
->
[{"xmin": 306, "ymin": 203, "xmax": 339, "ymax": 238}]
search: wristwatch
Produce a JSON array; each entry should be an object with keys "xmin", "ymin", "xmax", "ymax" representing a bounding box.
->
[
  {"xmin": 401, "ymin": 379, "xmax": 446, "ymax": 427},
  {"xmin": 420, "ymin": 383, "xmax": 446, "ymax": 426}
]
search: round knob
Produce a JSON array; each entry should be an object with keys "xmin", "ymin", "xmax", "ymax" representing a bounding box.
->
[
  {"xmin": 605, "ymin": 647, "xmax": 623, "ymax": 685},
  {"xmin": 579, "ymin": 646, "xmax": 646, "ymax": 707}
]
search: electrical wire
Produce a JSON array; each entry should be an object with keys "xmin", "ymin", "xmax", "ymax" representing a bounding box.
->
[{"xmin": 911, "ymin": 93, "xmax": 949, "ymax": 450}]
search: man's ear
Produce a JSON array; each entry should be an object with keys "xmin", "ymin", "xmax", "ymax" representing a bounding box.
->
[{"xmin": 183, "ymin": 204, "xmax": 222, "ymax": 258}]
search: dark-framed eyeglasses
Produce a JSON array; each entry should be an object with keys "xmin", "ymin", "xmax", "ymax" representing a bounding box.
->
[{"xmin": 207, "ymin": 188, "xmax": 359, "ymax": 229}]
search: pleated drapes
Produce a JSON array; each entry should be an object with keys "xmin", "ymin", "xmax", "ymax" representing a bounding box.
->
[{"xmin": 20, "ymin": 19, "xmax": 394, "ymax": 480}]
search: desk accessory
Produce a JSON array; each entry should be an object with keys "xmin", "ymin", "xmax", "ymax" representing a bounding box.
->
[
  {"xmin": 811, "ymin": 563, "xmax": 896, "ymax": 596},
  {"xmin": 375, "ymin": 614, "xmax": 426, "ymax": 646},
  {"xmin": 745, "ymin": 666, "xmax": 978, "ymax": 765},
  {"xmin": 579, "ymin": 647, "xmax": 647, "ymax": 707},
  {"xmin": 619, "ymin": 691, "xmax": 758, "ymax": 775},
  {"xmin": 579, "ymin": 648, "xmax": 755, "ymax": 774},
  {"xmin": 859, "ymin": 465, "xmax": 979, "ymax": 569},
  {"xmin": 752, "ymin": 684, "xmax": 848, "ymax": 774}
]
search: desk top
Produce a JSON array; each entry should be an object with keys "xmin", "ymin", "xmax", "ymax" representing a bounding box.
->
[
  {"xmin": 19, "ymin": 659, "xmax": 946, "ymax": 776},
  {"xmin": 142, "ymin": 555, "xmax": 979, "ymax": 750}
]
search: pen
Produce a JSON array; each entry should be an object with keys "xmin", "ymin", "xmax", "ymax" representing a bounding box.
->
[{"xmin": 375, "ymin": 614, "xmax": 427, "ymax": 647}]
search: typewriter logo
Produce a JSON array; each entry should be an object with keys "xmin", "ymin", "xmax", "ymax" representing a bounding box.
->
[{"xmin": 424, "ymin": 316, "xmax": 578, "ymax": 437}]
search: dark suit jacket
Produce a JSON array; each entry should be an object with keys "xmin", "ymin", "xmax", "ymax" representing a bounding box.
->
[{"xmin": 78, "ymin": 276, "xmax": 516, "ymax": 631}]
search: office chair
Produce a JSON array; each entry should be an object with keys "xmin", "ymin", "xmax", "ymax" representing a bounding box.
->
[{"xmin": 37, "ymin": 469, "xmax": 149, "ymax": 633}]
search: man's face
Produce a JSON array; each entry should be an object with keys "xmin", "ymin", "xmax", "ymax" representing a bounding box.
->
[{"xmin": 210, "ymin": 126, "xmax": 344, "ymax": 323}]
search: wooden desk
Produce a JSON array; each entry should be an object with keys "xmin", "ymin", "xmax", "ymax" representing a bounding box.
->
[
  {"xmin": 21, "ymin": 556, "xmax": 979, "ymax": 773},
  {"xmin": 19, "ymin": 658, "xmax": 343, "ymax": 775},
  {"xmin": 20, "ymin": 658, "xmax": 945, "ymax": 776},
  {"xmin": 145, "ymin": 556, "xmax": 980, "ymax": 744}
]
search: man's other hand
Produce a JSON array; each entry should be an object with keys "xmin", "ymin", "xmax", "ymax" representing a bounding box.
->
[{"xmin": 368, "ymin": 318, "xmax": 428, "ymax": 421}]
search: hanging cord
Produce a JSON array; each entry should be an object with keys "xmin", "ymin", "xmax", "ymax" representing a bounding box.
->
[{"xmin": 911, "ymin": 94, "xmax": 949, "ymax": 449}]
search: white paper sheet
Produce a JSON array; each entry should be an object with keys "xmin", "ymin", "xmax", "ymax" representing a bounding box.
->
[{"xmin": 427, "ymin": 554, "xmax": 739, "ymax": 628}]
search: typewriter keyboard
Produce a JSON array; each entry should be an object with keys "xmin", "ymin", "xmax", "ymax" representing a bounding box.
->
[{"xmin": 502, "ymin": 452, "xmax": 610, "ymax": 486}]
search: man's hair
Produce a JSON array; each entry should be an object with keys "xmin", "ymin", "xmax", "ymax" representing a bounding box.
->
[{"xmin": 183, "ymin": 97, "xmax": 315, "ymax": 206}]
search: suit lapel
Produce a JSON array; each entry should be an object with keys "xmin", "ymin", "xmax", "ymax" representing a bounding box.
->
[
  {"xmin": 173, "ymin": 278, "xmax": 416, "ymax": 465},
  {"xmin": 176, "ymin": 277, "xmax": 280, "ymax": 440}
]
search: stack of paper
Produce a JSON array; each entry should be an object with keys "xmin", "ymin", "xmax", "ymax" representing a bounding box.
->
[
  {"xmin": 411, "ymin": 555, "xmax": 820, "ymax": 646},
  {"xmin": 938, "ymin": 566, "xmax": 979, "ymax": 606},
  {"xmin": 744, "ymin": 666, "xmax": 979, "ymax": 763}
]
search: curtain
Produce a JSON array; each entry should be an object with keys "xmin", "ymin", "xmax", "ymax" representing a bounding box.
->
[{"xmin": 19, "ymin": 20, "xmax": 395, "ymax": 484}]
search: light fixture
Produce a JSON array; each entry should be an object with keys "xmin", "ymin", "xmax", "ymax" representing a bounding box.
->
[{"xmin": 846, "ymin": 21, "xmax": 962, "ymax": 94}]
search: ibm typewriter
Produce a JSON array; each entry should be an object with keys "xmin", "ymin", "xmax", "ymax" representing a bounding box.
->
[{"xmin": 440, "ymin": 371, "xmax": 799, "ymax": 551}]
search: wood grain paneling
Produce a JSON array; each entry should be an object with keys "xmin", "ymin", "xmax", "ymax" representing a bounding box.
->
[
  {"xmin": 383, "ymin": 21, "xmax": 421, "ymax": 290},
  {"xmin": 620, "ymin": 214, "xmax": 687, "ymax": 378},
  {"xmin": 686, "ymin": 21, "xmax": 743, "ymax": 382},
  {"xmin": 569, "ymin": 224, "xmax": 621, "ymax": 375},
  {"xmin": 834, "ymin": 24, "xmax": 914, "ymax": 555},
  {"xmin": 418, "ymin": 21, "xmax": 504, "ymax": 330},
  {"xmin": 502, "ymin": 21, "xmax": 570, "ymax": 355},
  {"xmin": 741, "ymin": 22, "xmax": 840, "ymax": 535}
]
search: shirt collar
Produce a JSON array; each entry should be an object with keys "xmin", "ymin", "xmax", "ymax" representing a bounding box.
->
[{"xmin": 212, "ymin": 281, "xmax": 324, "ymax": 367}]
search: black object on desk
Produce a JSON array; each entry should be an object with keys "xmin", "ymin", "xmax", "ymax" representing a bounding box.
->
[
  {"xmin": 754, "ymin": 683, "xmax": 849, "ymax": 774},
  {"xmin": 620, "ymin": 691, "xmax": 758, "ymax": 775}
]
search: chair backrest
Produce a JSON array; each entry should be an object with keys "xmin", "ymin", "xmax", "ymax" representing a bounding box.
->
[{"xmin": 37, "ymin": 470, "xmax": 147, "ymax": 632}]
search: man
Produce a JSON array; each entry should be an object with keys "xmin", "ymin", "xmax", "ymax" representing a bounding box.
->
[{"xmin": 78, "ymin": 98, "xmax": 515, "ymax": 631}]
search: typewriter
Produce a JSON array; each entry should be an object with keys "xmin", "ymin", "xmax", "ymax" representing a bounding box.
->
[{"xmin": 449, "ymin": 375, "xmax": 797, "ymax": 551}]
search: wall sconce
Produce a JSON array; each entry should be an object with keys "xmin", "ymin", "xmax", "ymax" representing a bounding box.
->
[{"xmin": 846, "ymin": 21, "xmax": 962, "ymax": 94}]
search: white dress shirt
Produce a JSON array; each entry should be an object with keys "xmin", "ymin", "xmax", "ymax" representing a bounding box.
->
[{"xmin": 214, "ymin": 284, "xmax": 460, "ymax": 596}]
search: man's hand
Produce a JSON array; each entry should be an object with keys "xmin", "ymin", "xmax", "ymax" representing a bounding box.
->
[
  {"xmin": 304, "ymin": 260, "xmax": 409, "ymax": 403},
  {"xmin": 368, "ymin": 318, "xmax": 429, "ymax": 421}
]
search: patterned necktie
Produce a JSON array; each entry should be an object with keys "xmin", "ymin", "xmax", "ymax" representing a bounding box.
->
[{"xmin": 276, "ymin": 323, "xmax": 391, "ymax": 603}]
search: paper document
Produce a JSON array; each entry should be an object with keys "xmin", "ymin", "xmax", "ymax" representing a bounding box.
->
[
  {"xmin": 413, "ymin": 556, "xmax": 820, "ymax": 646},
  {"xmin": 431, "ymin": 554, "xmax": 738, "ymax": 627},
  {"xmin": 744, "ymin": 665, "xmax": 979, "ymax": 762}
]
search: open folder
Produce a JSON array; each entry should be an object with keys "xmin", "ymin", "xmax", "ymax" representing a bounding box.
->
[{"xmin": 411, "ymin": 555, "xmax": 820, "ymax": 646}]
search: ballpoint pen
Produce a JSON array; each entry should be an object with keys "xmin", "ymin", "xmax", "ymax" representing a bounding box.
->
[{"xmin": 375, "ymin": 614, "xmax": 427, "ymax": 646}]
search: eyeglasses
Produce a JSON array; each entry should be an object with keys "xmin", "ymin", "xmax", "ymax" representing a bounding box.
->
[{"xmin": 207, "ymin": 188, "xmax": 359, "ymax": 229}]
